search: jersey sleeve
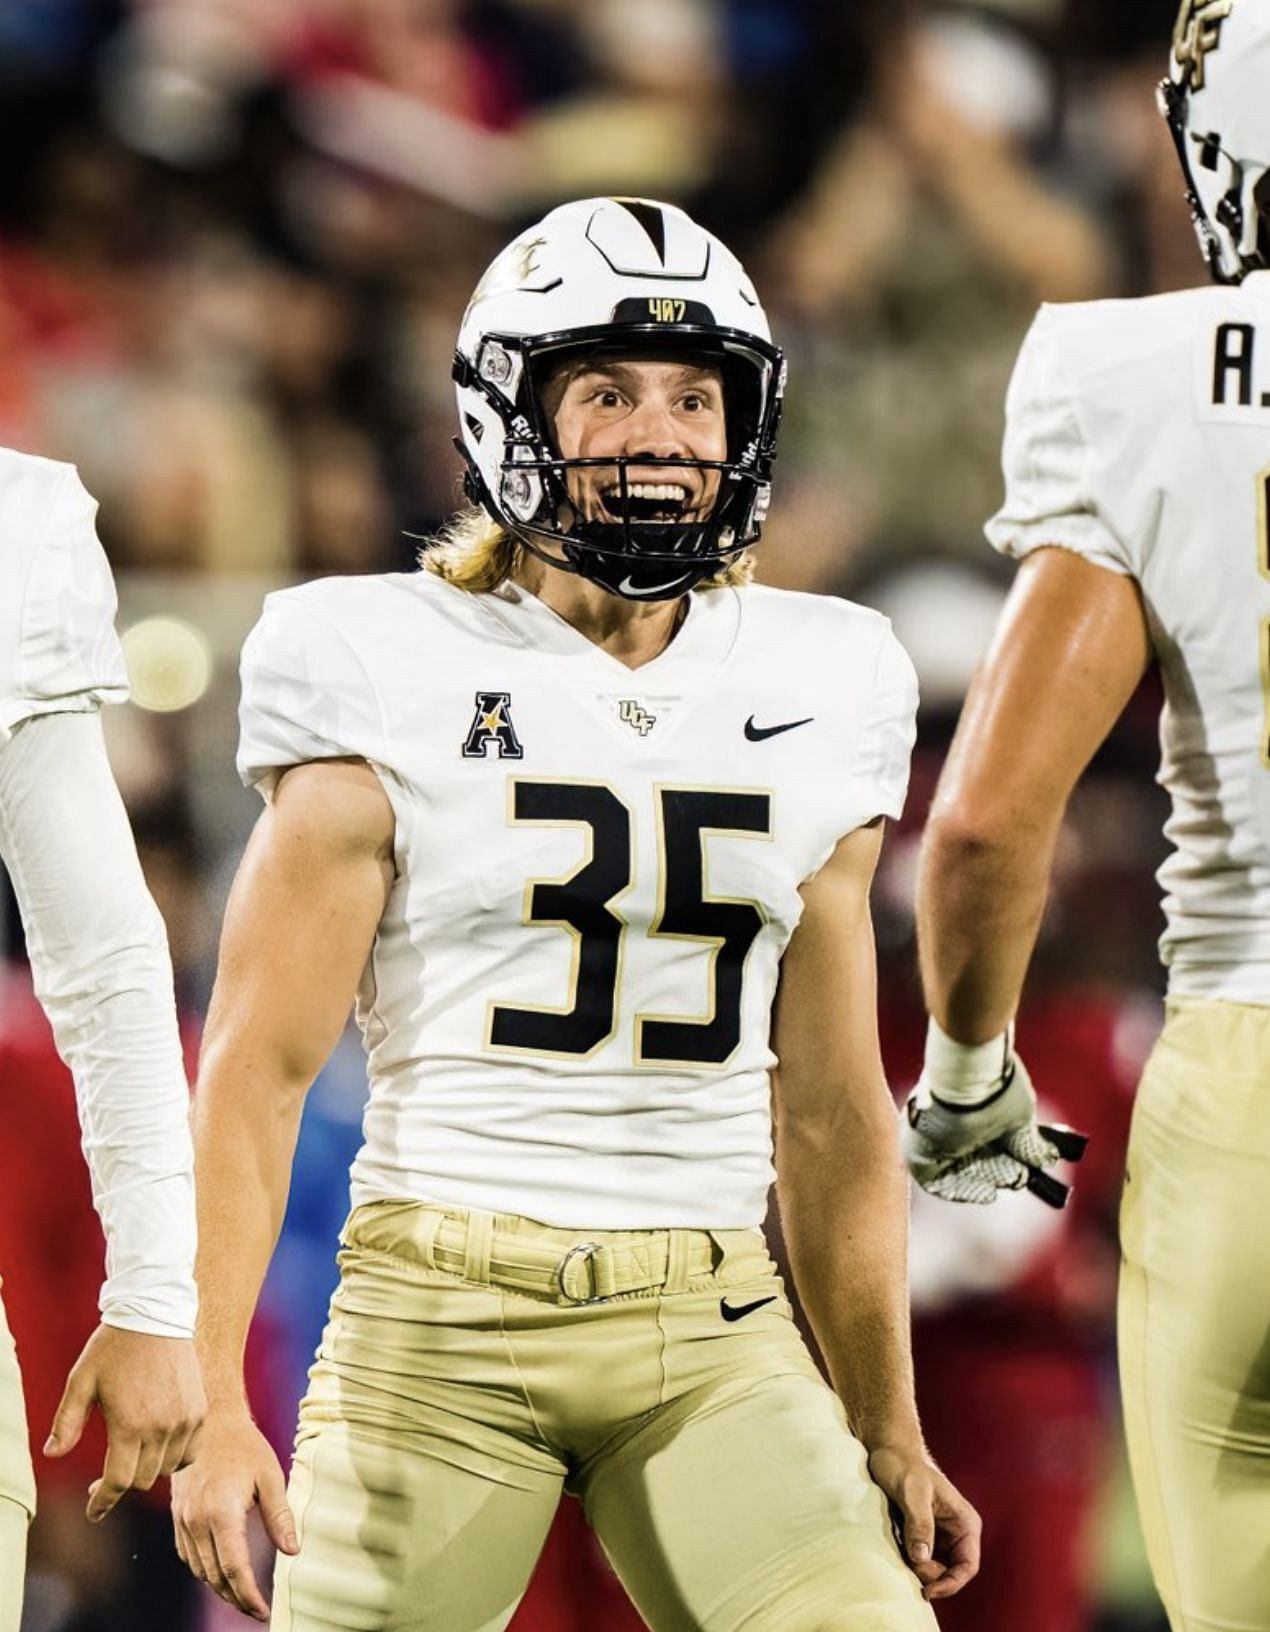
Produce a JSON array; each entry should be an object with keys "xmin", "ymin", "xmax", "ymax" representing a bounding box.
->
[
  {"xmin": 841, "ymin": 623, "xmax": 918, "ymax": 833},
  {"xmin": 238, "ymin": 589, "xmax": 389, "ymax": 797},
  {"xmin": 0, "ymin": 466, "xmax": 129, "ymax": 741},
  {"xmin": 985, "ymin": 306, "xmax": 1135, "ymax": 577},
  {"xmin": 0, "ymin": 711, "xmax": 196, "ymax": 1337}
]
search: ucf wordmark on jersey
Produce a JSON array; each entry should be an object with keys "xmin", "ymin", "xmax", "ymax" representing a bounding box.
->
[{"xmin": 238, "ymin": 570, "xmax": 916, "ymax": 1229}]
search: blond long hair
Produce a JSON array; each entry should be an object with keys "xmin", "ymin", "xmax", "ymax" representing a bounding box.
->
[{"xmin": 422, "ymin": 508, "xmax": 754, "ymax": 594}]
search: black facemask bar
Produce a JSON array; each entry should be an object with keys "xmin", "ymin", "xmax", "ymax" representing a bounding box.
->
[{"xmin": 504, "ymin": 454, "xmax": 762, "ymax": 563}]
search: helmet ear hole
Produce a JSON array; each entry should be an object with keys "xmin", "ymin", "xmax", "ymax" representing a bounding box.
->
[
  {"xmin": 1199, "ymin": 131, "xmax": 1223, "ymax": 170},
  {"xmin": 1244, "ymin": 168, "xmax": 1270, "ymax": 272},
  {"xmin": 1216, "ymin": 187, "xmax": 1242, "ymax": 234}
]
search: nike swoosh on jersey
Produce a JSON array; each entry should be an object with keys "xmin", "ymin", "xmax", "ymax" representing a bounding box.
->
[
  {"xmin": 719, "ymin": 1295, "xmax": 777, "ymax": 1322},
  {"xmin": 744, "ymin": 715, "xmax": 814, "ymax": 741}
]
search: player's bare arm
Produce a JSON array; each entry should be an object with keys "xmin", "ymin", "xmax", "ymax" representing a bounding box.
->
[
  {"xmin": 171, "ymin": 757, "xmax": 394, "ymax": 1622},
  {"xmin": 920, "ymin": 546, "xmax": 1151, "ymax": 1040},
  {"xmin": 0, "ymin": 709, "xmax": 205, "ymax": 1519},
  {"xmin": 904, "ymin": 546, "xmax": 1150, "ymax": 1202},
  {"xmin": 772, "ymin": 820, "xmax": 980, "ymax": 1602}
]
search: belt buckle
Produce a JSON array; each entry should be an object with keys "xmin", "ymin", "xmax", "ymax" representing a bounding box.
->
[{"xmin": 557, "ymin": 1241, "xmax": 606, "ymax": 1306}]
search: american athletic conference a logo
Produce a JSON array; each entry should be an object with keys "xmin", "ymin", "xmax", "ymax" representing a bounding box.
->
[{"xmin": 462, "ymin": 691, "xmax": 524, "ymax": 759}]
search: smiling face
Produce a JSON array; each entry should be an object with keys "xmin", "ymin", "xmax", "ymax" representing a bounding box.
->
[{"xmin": 545, "ymin": 355, "xmax": 727, "ymax": 528}]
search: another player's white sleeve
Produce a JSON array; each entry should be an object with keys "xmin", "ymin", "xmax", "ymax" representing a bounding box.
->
[
  {"xmin": 237, "ymin": 592, "xmax": 389, "ymax": 797},
  {"xmin": 0, "ymin": 713, "xmax": 196, "ymax": 1337},
  {"xmin": 840, "ymin": 624, "xmax": 919, "ymax": 835},
  {"xmin": 0, "ymin": 466, "xmax": 129, "ymax": 742},
  {"xmin": 986, "ymin": 306, "xmax": 1134, "ymax": 576}
]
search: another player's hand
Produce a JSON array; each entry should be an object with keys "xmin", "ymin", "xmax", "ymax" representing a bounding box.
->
[
  {"xmin": 44, "ymin": 1324, "xmax": 206, "ymax": 1522},
  {"xmin": 901, "ymin": 1024, "xmax": 1085, "ymax": 1206},
  {"xmin": 171, "ymin": 1408, "xmax": 298, "ymax": 1622},
  {"xmin": 867, "ymin": 1443, "xmax": 981, "ymax": 1600}
]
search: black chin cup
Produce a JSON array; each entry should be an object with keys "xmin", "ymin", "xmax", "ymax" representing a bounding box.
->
[
  {"xmin": 506, "ymin": 526, "xmax": 712, "ymax": 601},
  {"xmin": 559, "ymin": 537, "xmax": 717, "ymax": 601}
]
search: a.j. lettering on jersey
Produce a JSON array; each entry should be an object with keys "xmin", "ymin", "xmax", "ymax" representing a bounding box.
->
[{"xmin": 1203, "ymin": 318, "xmax": 1270, "ymax": 417}]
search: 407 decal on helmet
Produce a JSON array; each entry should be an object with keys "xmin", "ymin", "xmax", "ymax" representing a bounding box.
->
[{"xmin": 451, "ymin": 197, "xmax": 786, "ymax": 602}]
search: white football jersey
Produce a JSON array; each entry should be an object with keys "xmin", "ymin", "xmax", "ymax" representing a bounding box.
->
[
  {"xmin": 0, "ymin": 449, "xmax": 128, "ymax": 740},
  {"xmin": 239, "ymin": 571, "xmax": 917, "ymax": 1228},
  {"xmin": 988, "ymin": 274, "xmax": 1270, "ymax": 1003}
]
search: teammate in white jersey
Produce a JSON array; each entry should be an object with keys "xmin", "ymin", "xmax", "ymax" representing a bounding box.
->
[
  {"xmin": 171, "ymin": 197, "xmax": 979, "ymax": 1629},
  {"xmin": 903, "ymin": 4, "xmax": 1270, "ymax": 1628},
  {"xmin": 0, "ymin": 450, "xmax": 203, "ymax": 1628}
]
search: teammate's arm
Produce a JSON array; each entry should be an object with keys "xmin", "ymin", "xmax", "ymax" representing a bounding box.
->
[
  {"xmin": 919, "ymin": 545, "xmax": 1150, "ymax": 1040},
  {"xmin": 0, "ymin": 711, "xmax": 205, "ymax": 1519},
  {"xmin": 906, "ymin": 547, "xmax": 1150, "ymax": 1201},
  {"xmin": 171, "ymin": 757, "xmax": 394, "ymax": 1623},
  {"xmin": 772, "ymin": 820, "xmax": 980, "ymax": 1602}
]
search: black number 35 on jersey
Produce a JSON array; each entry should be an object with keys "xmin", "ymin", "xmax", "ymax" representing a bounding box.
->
[{"xmin": 487, "ymin": 780, "xmax": 772, "ymax": 1067}]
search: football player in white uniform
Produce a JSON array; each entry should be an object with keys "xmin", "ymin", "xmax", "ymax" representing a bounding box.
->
[
  {"xmin": 0, "ymin": 452, "xmax": 204, "ymax": 1628},
  {"xmin": 903, "ymin": 4, "xmax": 1270, "ymax": 1628},
  {"xmin": 171, "ymin": 197, "xmax": 979, "ymax": 1630}
]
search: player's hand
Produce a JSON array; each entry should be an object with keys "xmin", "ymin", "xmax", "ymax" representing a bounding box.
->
[
  {"xmin": 171, "ymin": 1409, "xmax": 298, "ymax": 1622},
  {"xmin": 867, "ymin": 1443, "xmax": 981, "ymax": 1601},
  {"xmin": 901, "ymin": 1026, "xmax": 1086, "ymax": 1206},
  {"xmin": 44, "ymin": 1324, "xmax": 206, "ymax": 1522}
]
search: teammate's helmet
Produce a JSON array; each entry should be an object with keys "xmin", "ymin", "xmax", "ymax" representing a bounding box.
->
[
  {"xmin": 1160, "ymin": 0, "xmax": 1270, "ymax": 283},
  {"xmin": 453, "ymin": 197, "xmax": 785, "ymax": 601}
]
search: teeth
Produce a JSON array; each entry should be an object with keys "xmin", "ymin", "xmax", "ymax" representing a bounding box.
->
[{"xmin": 603, "ymin": 483, "xmax": 688, "ymax": 502}]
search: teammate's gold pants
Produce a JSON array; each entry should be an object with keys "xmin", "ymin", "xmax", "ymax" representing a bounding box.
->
[
  {"xmin": 0, "ymin": 1287, "xmax": 35, "ymax": 1632},
  {"xmin": 1119, "ymin": 996, "xmax": 1270, "ymax": 1632},
  {"xmin": 272, "ymin": 1200, "xmax": 936, "ymax": 1632}
]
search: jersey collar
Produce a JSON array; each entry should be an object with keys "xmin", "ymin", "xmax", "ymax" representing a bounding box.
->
[{"xmin": 483, "ymin": 578, "xmax": 742, "ymax": 680}]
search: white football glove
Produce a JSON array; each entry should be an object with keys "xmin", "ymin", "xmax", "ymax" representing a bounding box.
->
[{"xmin": 901, "ymin": 1023, "xmax": 1087, "ymax": 1208}]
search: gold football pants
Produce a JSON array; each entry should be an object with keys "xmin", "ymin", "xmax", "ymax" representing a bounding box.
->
[
  {"xmin": 272, "ymin": 1200, "xmax": 936, "ymax": 1632},
  {"xmin": 1119, "ymin": 996, "xmax": 1270, "ymax": 1632},
  {"xmin": 0, "ymin": 1287, "xmax": 34, "ymax": 1632}
]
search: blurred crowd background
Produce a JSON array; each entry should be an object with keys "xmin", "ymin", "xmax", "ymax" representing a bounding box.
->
[{"xmin": 0, "ymin": 0, "xmax": 1191, "ymax": 1628}]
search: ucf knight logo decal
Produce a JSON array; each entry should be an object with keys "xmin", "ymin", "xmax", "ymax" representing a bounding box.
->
[
  {"xmin": 462, "ymin": 691, "xmax": 524, "ymax": 759},
  {"xmin": 1173, "ymin": 0, "xmax": 1232, "ymax": 88}
]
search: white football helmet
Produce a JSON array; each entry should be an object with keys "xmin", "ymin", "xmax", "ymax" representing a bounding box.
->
[
  {"xmin": 1160, "ymin": 0, "xmax": 1270, "ymax": 283},
  {"xmin": 452, "ymin": 196, "xmax": 786, "ymax": 600}
]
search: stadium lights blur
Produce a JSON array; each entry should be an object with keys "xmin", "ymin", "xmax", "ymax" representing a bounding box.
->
[{"xmin": 121, "ymin": 616, "xmax": 214, "ymax": 713}]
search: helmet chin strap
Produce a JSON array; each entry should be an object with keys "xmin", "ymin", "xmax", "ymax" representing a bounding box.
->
[{"xmin": 516, "ymin": 528, "xmax": 713, "ymax": 601}]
